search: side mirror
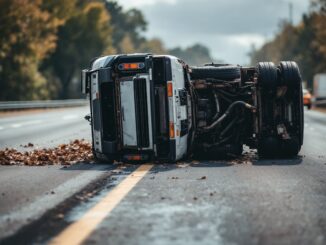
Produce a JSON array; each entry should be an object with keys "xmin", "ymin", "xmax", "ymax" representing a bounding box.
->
[
  {"xmin": 84, "ymin": 114, "xmax": 91, "ymax": 123},
  {"xmin": 81, "ymin": 69, "xmax": 89, "ymax": 94}
]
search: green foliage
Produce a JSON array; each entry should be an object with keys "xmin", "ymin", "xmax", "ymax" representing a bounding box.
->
[
  {"xmin": 169, "ymin": 44, "xmax": 214, "ymax": 66},
  {"xmin": 43, "ymin": 1, "xmax": 113, "ymax": 99},
  {"xmin": 103, "ymin": 1, "xmax": 147, "ymax": 53},
  {"xmin": 0, "ymin": 0, "xmax": 61, "ymax": 100},
  {"xmin": 250, "ymin": 0, "xmax": 326, "ymax": 88},
  {"xmin": 139, "ymin": 38, "xmax": 166, "ymax": 54},
  {"xmin": 0, "ymin": 0, "xmax": 216, "ymax": 100}
]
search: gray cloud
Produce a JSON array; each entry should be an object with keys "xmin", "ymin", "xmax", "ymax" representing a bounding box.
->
[{"xmin": 121, "ymin": 0, "xmax": 310, "ymax": 64}]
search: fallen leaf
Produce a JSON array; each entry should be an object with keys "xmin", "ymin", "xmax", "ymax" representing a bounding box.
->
[{"xmin": 0, "ymin": 140, "xmax": 93, "ymax": 166}]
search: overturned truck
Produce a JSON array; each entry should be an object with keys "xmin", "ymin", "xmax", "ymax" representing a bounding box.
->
[{"xmin": 81, "ymin": 54, "xmax": 304, "ymax": 162}]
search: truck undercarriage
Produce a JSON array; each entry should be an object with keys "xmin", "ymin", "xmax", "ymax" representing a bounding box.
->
[
  {"xmin": 189, "ymin": 62, "xmax": 303, "ymax": 159},
  {"xmin": 82, "ymin": 54, "xmax": 303, "ymax": 162}
]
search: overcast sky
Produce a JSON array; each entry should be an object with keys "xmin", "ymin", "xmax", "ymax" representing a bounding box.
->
[{"xmin": 117, "ymin": 0, "xmax": 310, "ymax": 65}]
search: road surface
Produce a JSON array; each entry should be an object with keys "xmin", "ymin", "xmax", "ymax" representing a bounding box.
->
[
  {"xmin": 0, "ymin": 107, "xmax": 325, "ymax": 245},
  {"xmin": 0, "ymin": 107, "xmax": 91, "ymax": 149}
]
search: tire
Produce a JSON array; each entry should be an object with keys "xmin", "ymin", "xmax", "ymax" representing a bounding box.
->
[
  {"xmin": 257, "ymin": 62, "xmax": 278, "ymax": 150},
  {"xmin": 279, "ymin": 61, "xmax": 301, "ymax": 87},
  {"xmin": 257, "ymin": 62, "xmax": 278, "ymax": 91},
  {"xmin": 278, "ymin": 61, "xmax": 304, "ymax": 155},
  {"xmin": 190, "ymin": 65, "xmax": 241, "ymax": 81},
  {"xmin": 307, "ymin": 104, "xmax": 311, "ymax": 110}
]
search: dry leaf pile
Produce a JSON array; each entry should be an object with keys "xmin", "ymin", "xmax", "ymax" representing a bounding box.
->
[{"xmin": 0, "ymin": 139, "xmax": 93, "ymax": 166}]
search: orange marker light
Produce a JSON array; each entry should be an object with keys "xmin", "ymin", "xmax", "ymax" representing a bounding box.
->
[
  {"xmin": 167, "ymin": 83, "xmax": 173, "ymax": 97},
  {"xmin": 126, "ymin": 155, "xmax": 142, "ymax": 161},
  {"xmin": 169, "ymin": 122, "xmax": 175, "ymax": 139},
  {"xmin": 118, "ymin": 63, "xmax": 145, "ymax": 70},
  {"xmin": 124, "ymin": 63, "xmax": 138, "ymax": 69}
]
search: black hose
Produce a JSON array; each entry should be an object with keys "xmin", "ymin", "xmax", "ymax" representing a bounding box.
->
[
  {"xmin": 202, "ymin": 101, "xmax": 255, "ymax": 131},
  {"xmin": 211, "ymin": 91, "xmax": 220, "ymax": 121}
]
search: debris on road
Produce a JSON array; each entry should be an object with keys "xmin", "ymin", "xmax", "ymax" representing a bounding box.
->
[
  {"xmin": 199, "ymin": 176, "xmax": 207, "ymax": 180},
  {"xmin": 0, "ymin": 139, "xmax": 93, "ymax": 166},
  {"xmin": 229, "ymin": 150, "xmax": 256, "ymax": 165},
  {"xmin": 176, "ymin": 163, "xmax": 190, "ymax": 168},
  {"xmin": 20, "ymin": 143, "xmax": 34, "ymax": 148}
]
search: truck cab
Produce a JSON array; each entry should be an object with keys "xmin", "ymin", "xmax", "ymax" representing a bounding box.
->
[{"xmin": 82, "ymin": 54, "xmax": 192, "ymax": 162}]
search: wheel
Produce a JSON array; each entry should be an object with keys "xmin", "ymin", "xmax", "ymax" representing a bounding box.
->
[
  {"xmin": 190, "ymin": 65, "xmax": 241, "ymax": 81},
  {"xmin": 257, "ymin": 62, "xmax": 278, "ymax": 91},
  {"xmin": 278, "ymin": 61, "xmax": 304, "ymax": 156},
  {"xmin": 257, "ymin": 62, "xmax": 278, "ymax": 149},
  {"xmin": 307, "ymin": 104, "xmax": 311, "ymax": 110},
  {"xmin": 279, "ymin": 61, "xmax": 301, "ymax": 87}
]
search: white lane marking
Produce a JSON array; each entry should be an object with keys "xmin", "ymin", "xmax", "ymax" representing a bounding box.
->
[
  {"xmin": 0, "ymin": 126, "xmax": 3, "ymax": 130},
  {"xmin": 309, "ymin": 127, "xmax": 315, "ymax": 131},
  {"xmin": 11, "ymin": 120, "xmax": 43, "ymax": 128},
  {"xmin": 62, "ymin": 115, "xmax": 78, "ymax": 120}
]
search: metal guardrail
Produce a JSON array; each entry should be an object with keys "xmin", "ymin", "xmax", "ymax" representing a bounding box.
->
[{"xmin": 0, "ymin": 99, "xmax": 88, "ymax": 110}]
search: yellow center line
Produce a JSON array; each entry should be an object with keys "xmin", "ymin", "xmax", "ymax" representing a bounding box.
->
[{"xmin": 50, "ymin": 164, "xmax": 154, "ymax": 245}]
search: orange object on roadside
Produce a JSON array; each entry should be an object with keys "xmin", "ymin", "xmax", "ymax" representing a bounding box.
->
[{"xmin": 303, "ymin": 88, "xmax": 312, "ymax": 109}]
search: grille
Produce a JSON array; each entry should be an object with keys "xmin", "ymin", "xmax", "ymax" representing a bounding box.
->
[
  {"xmin": 101, "ymin": 83, "xmax": 116, "ymax": 141},
  {"xmin": 134, "ymin": 78, "xmax": 150, "ymax": 148}
]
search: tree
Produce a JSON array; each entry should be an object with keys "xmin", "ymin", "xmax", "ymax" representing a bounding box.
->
[
  {"xmin": 103, "ymin": 1, "xmax": 147, "ymax": 53},
  {"xmin": 139, "ymin": 38, "xmax": 166, "ymax": 54},
  {"xmin": 169, "ymin": 44, "xmax": 214, "ymax": 66},
  {"xmin": 43, "ymin": 1, "xmax": 113, "ymax": 99},
  {"xmin": 0, "ymin": 0, "xmax": 61, "ymax": 100},
  {"xmin": 250, "ymin": 1, "xmax": 326, "ymax": 88}
]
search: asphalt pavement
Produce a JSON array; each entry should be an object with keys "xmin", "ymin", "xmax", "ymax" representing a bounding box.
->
[
  {"xmin": 0, "ymin": 107, "xmax": 91, "ymax": 149},
  {"xmin": 0, "ymin": 108, "xmax": 325, "ymax": 245}
]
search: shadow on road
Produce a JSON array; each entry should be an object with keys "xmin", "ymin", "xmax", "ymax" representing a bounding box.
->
[
  {"xmin": 252, "ymin": 156, "xmax": 303, "ymax": 166},
  {"xmin": 60, "ymin": 152, "xmax": 303, "ymax": 174},
  {"xmin": 59, "ymin": 163, "xmax": 117, "ymax": 171}
]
